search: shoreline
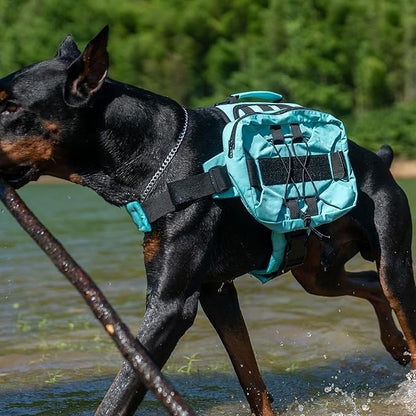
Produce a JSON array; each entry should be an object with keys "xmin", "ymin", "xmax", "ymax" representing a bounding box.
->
[
  {"xmin": 36, "ymin": 159, "xmax": 416, "ymax": 185},
  {"xmin": 390, "ymin": 159, "xmax": 416, "ymax": 178}
]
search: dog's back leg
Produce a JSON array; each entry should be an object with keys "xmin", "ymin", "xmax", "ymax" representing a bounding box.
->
[
  {"xmin": 200, "ymin": 281, "xmax": 274, "ymax": 416},
  {"xmin": 348, "ymin": 271, "xmax": 409, "ymax": 364},
  {"xmin": 350, "ymin": 141, "xmax": 416, "ymax": 368},
  {"xmin": 378, "ymin": 259, "xmax": 416, "ymax": 369},
  {"xmin": 294, "ymin": 267, "xmax": 410, "ymax": 365},
  {"xmin": 293, "ymin": 236, "xmax": 410, "ymax": 365},
  {"xmin": 375, "ymin": 187, "xmax": 416, "ymax": 369}
]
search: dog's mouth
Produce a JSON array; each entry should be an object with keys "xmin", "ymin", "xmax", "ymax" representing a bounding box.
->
[{"xmin": 1, "ymin": 165, "xmax": 40, "ymax": 188}]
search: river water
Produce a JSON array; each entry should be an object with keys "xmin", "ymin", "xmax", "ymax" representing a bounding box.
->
[{"xmin": 1, "ymin": 180, "xmax": 416, "ymax": 416}]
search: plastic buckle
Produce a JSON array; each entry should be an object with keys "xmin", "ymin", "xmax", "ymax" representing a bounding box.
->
[{"xmin": 125, "ymin": 201, "xmax": 152, "ymax": 232}]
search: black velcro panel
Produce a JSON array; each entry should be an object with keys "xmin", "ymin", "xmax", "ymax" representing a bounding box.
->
[
  {"xmin": 330, "ymin": 151, "xmax": 347, "ymax": 179},
  {"xmin": 246, "ymin": 152, "xmax": 346, "ymax": 186}
]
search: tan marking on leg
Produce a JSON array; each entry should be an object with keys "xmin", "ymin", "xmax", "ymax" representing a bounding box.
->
[{"xmin": 143, "ymin": 233, "xmax": 161, "ymax": 263}]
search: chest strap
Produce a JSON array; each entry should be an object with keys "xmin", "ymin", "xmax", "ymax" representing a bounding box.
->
[{"xmin": 126, "ymin": 165, "xmax": 232, "ymax": 232}]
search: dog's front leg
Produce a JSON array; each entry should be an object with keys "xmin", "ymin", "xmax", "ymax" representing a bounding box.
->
[
  {"xmin": 95, "ymin": 258, "xmax": 201, "ymax": 415},
  {"xmin": 199, "ymin": 281, "xmax": 274, "ymax": 416}
]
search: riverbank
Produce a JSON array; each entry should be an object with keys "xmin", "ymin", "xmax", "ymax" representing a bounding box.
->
[{"xmin": 391, "ymin": 159, "xmax": 416, "ymax": 178}]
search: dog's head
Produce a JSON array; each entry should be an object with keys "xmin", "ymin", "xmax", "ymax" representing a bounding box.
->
[{"xmin": 0, "ymin": 27, "xmax": 109, "ymax": 187}]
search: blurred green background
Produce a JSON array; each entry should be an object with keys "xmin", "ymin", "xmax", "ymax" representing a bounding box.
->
[{"xmin": 1, "ymin": 0, "xmax": 416, "ymax": 157}]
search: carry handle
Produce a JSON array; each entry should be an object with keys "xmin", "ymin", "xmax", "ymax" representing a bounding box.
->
[{"xmin": 226, "ymin": 91, "xmax": 283, "ymax": 103}]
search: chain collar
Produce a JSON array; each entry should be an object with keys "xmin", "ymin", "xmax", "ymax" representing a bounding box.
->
[{"xmin": 139, "ymin": 107, "xmax": 189, "ymax": 203}]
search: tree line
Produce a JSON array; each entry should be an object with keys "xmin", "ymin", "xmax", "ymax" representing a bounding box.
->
[{"xmin": 1, "ymin": 0, "xmax": 416, "ymax": 156}]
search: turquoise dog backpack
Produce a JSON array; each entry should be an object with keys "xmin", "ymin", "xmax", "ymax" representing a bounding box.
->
[{"xmin": 126, "ymin": 91, "xmax": 358, "ymax": 283}]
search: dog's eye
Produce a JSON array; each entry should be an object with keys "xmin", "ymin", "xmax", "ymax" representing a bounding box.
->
[{"xmin": 1, "ymin": 102, "xmax": 19, "ymax": 115}]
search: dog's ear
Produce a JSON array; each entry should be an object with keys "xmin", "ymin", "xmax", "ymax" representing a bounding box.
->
[
  {"xmin": 56, "ymin": 35, "xmax": 81, "ymax": 60},
  {"xmin": 64, "ymin": 26, "xmax": 109, "ymax": 107}
]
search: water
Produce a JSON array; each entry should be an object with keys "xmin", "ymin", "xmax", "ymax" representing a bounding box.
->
[{"xmin": 1, "ymin": 180, "xmax": 416, "ymax": 416}]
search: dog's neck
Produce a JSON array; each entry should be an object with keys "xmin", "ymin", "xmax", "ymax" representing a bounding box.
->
[{"xmin": 71, "ymin": 79, "xmax": 190, "ymax": 206}]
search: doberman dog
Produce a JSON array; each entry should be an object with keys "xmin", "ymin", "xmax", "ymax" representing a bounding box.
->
[{"xmin": 0, "ymin": 27, "xmax": 415, "ymax": 416}]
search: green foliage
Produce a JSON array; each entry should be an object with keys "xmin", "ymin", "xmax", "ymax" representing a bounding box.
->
[
  {"xmin": 1, "ymin": 0, "xmax": 416, "ymax": 155},
  {"xmin": 346, "ymin": 101, "xmax": 416, "ymax": 159},
  {"xmin": 176, "ymin": 353, "xmax": 200, "ymax": 374}
]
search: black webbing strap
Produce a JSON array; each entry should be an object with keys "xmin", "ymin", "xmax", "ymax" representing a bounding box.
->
[
  {"xmin": 231, "ymin": 104, "xmax": 277, "ymax": 119},
  {"xmin": 270, "ymin": 125, "xmax": 284, "ymax": 144},
  {"xmin": 290, "ymin": 123, "xmax": 303, "ymax": 142},
  {"xmin": 285, "ymin": 197, "xmax": 318, "ymax": 220},
  {"xmin": 280, "ymin": 230, "xmax": 308, "ymax": 272},
  {"xmin": 258, "ymin": 104, "xmax": 275, "ymax": 111},
  {"xmin": 285, "ymin": 199, "xmax": 300, "ymax": 220},
  {"xmin": 304, "ymin": 196, "xmax": 318, "ymax": 216},
  {"xmin": 141, "ymin": 166, "xmax": 232, "ymax": 224},
  {"xmin": 246, "ymin": 151, "xmax": 347, "ymax": 188}
]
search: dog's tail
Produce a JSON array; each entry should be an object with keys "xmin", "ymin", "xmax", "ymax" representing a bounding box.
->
[{"xmin": 376, "ymin": 144, "xmax": 394, "ymax": 168}]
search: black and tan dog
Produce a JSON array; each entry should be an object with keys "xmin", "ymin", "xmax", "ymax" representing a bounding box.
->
[{"xmin": 1, "ymin": 27, "xmax": 415, "ymax": 416}]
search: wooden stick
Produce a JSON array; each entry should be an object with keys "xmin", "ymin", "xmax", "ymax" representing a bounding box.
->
[{"xmin": 0, "ymin": 178, "xmax": 195, "ymax": 416}]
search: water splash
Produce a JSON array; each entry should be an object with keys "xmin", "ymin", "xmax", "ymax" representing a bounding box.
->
[
  {"xmin": 388, "ymin": 370, "xmax": 416, "ymax": 414},
  {"xmin": 281, "ymin": 385, "xmax": 375, "ymax": 416}
]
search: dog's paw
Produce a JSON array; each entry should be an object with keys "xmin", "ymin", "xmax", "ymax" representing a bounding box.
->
[{"xmin": 390, "ymin": 342, "xmax": 411, "ymax": 366}]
